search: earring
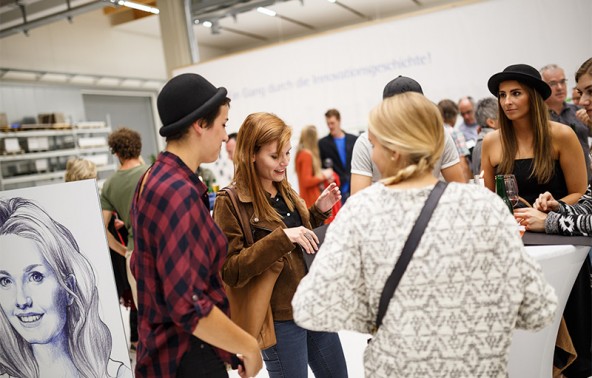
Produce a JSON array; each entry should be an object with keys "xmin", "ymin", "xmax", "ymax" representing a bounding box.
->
[{"xmin": 391, "ymin": 156, "xmax": 395, "ymax": 161}]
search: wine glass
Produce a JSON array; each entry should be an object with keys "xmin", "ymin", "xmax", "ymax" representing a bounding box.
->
[{"xmin": 504, "ymin": 174, "xmax": 520, "ymax": 208}]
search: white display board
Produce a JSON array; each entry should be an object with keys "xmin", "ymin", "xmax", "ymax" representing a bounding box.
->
[
  {"xmin": 0, "ymin": 180, "xmax": 132, "ymax": 377},
  {"xmin": 176, "ymin": 0, "xmax": 592, "ymax": 188}
]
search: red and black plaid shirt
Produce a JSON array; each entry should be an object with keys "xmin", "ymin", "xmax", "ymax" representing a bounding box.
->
[{"xmin": 131, "ymin": 151, "xmax": 230, "ymax": 377}]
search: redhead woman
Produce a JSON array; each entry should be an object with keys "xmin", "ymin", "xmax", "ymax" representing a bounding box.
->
[
  {"xmin": 130, "ymin": 74, "xmax": 262, "ymax": 378},
  {"xmin": 213, "ymin": 112, "xmax": 347, "ymax": 378},
  {"xmin": 481, "ymin": 64, "xmax": 587, "ymax": 206}
]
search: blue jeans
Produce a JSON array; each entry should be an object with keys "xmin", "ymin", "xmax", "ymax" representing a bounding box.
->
[{"xmin": 262, "ymin": 320, "xmax": 348, "ymax": 378}]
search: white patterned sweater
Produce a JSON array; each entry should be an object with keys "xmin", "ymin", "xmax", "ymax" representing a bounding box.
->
[{"xmin": 292, "ymin": 182, "xmax": 557, "ymax": 377}]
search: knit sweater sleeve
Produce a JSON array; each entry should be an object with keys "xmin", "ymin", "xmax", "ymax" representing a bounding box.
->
[
  {"xmin": 545, "ymin": 185, "xmax": 592, "ymax": 236},
  {"xmin": 292, "ymin": 197, "xmax": 372, "ymax": 334}
]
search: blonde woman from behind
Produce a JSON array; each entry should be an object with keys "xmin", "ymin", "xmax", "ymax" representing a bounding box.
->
[{"xmin": 293, "ymin": 92, "xmax": 557, "ymax": 377}]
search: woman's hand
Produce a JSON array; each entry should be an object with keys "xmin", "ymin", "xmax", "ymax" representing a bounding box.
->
[
  {"xmin": 514, "ymin": 208, "xmax": 548, "ymax": 232},
  {"xmin": 576, "ymin": 107, "xmax": 591, "ymax": 128},
  {"xmin": 315, "ymin": 182, "xmax": 341, "ymax": 213},
  {"xmin": 533, "ymin": 191, "xmax": 560, "ymax": 212},
  {"xmin": 283, "ymin": 226, "xmax": 319, "ymax": 254},
  {"xmin": 237, "ymin": 347, "xmax": 263, "ymax": 378},
  {"xmin": 321, "ymin": 168, "xmax": 335, "ymax": 182}
]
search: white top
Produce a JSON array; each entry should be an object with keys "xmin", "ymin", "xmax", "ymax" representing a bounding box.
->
[
  {"xmin": 350, "ymin": 130, "xmax": 460, "ymax": 182},
  {"xmin": 292, "ymin": 182, "xmax": 557, "ymax": 378}
]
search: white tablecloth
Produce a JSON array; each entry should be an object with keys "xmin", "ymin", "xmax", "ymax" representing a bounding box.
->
[{"xmin": 508, "ymin": 244, "xmax": 590, "ymax": 378}]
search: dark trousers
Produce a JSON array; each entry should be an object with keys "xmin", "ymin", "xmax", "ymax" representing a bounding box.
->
[
  {"xmin": 177, "ymin": 337, "xmax": 228, "ymax": 378},
  {"xmin": 562, "ymin": 255, "xmax": 592, "ymax": 378}
]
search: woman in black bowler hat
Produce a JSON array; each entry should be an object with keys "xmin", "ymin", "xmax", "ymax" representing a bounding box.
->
[
  {"xmin": 130, "ymin": 73, "xmax": 262, "ymax": 378},
  {"xmin": 481, "ymin": 64, "xmax": 587, "ymax": 206}
]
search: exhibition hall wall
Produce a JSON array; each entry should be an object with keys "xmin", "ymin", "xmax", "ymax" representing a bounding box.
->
[{"xmin": 177, "ymin": 0, "xmax": 592, "ymax": 137}]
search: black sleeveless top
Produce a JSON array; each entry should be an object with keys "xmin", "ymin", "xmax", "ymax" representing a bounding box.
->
[{"xmin": 496, "ymin": 159, "xmax": 567, "ymax": 206}]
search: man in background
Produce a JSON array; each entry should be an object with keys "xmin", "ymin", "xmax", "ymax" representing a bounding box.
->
[
  {"xmin": 540, "ymin": 64, "xmax": 591, "ymax": 183},
  {"xmin": 471, "ymin": 97, "xmax": 498, "ymax": 176},
  {"xmin": 214, "ymin": 132, "xmax": 236, "ymax": 187},
  {"xmin": 457, "ymin": 96, "xmax": 480, "ymax": 150},
  {"xmin": 226, "ymin": 132, "xmax": 237, "ymax": 161},
  {"xmin": 350, "ymin": 76, "xmax": 466, "ymax": 195},
  {"xmin": 101, "ymin": 127, "xmax": 148, "ymax": 324},
  {"xmin": 319, "ymin": 108, "xmax": 357, "ymax": 202},
  {"xmin": 438, "ymin": 99, "xmax": 472, "ymax": 182}
]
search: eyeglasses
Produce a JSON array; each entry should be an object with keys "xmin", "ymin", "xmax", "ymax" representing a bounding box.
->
[{"xmin": 548, "ymin": 79, "xmax": 568, "ymax": 87}]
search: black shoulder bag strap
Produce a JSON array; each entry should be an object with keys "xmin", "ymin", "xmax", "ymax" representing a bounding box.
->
[{"xmin": 374, "ymin": 181, "xmax": 448, "ymax": 331}]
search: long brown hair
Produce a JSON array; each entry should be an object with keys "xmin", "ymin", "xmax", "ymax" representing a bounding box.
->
[
  {"xmin": 497, "ymin": 83, "xmax": 554, "ymax": 183},
  {"xmin": 296, "ymin": 125, "xmax": 321, "ymax": 176},
  {"xmin": 234, "ymin": 112, "xmax": 301, "ymax": 223},
  {"xmin": 575, "ymin": 57, "xmax": 592, "ymax": 82}
]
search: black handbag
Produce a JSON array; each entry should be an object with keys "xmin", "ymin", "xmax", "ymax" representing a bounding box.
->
[{"xmin": 372, "ymin": 181, "xmax": 448, "ymax": 334}]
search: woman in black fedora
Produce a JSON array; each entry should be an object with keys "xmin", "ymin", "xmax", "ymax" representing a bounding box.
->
[
  {"xmin": 481, "ymin": 63, "xmax": 587, "ymax": 207},
  {"xmin": 130, "ymin": 73, "xmax": 262, "ymax": 378}
]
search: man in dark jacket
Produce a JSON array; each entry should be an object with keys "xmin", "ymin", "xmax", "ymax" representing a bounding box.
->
[{"xmin": 318, "ymin": 108, "xmax": 357, "ymax": 203}]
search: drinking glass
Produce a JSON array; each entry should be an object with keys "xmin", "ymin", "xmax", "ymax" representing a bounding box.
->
[{"xmin": 504, "ymin": 174, "xmax": 520, "ymax": 208}]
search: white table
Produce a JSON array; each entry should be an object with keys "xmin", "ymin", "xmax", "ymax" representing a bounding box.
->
[
  {"xmin": 230, "ymin": 244, "xmax": 590, "ymax": 378},
  {"xmin": 508, "ymin": 244, "xmax": 590, "ymax": 378}
]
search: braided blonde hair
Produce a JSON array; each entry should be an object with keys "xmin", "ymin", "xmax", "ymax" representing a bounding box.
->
[{"xmin": 368, "ymin": 92, "xmax": 444, "ymax": 185}]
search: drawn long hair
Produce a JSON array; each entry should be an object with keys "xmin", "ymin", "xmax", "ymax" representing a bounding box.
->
[
  {"xmin": 234, "ymin": 112, "xmax": 301, "ymax": 223},
  {"xmin": 0, "ymin": 198, "xmax": 112, "ymax": 378}
]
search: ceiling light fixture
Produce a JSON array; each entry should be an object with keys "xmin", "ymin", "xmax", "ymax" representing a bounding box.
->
[
  {"xmin": 117, "ymin": 1, "xmax": 160, "ymax": 15},
  {"xmin": 202, "ymin": 21, "xmax": 213, "ymax": 28},
  {"xmin": 257, "ymin": 7, "xmax": 277, "ymax": 17},
  {"xmin": 327, "ymin": 0, "xmax": 337, "ymax": 3}
]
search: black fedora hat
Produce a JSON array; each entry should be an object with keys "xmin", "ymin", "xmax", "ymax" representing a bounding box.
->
[
  {"xmin": 157, "ymin": 73, "xmax": 227, "ymax": 137},
  {"xmin": 487, "ymin": 64, "xmax": 551, "ymax": 100},
  {"xmin": 383, "ymin": 75, "xmax": 423, "ymax": 99}
]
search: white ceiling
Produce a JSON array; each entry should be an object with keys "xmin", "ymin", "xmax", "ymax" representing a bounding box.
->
[
  {"xmin": 0, "ymin": 0, "xmax": 471, "ymax": 61},
  {"xmin": 114, "ymin": 0, "xmax": 468, "ymax": 60}
]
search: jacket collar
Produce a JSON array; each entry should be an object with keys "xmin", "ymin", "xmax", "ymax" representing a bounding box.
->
[{"xmin": 231, "ymin": 181, "xmax": 311, "ymax": 230}]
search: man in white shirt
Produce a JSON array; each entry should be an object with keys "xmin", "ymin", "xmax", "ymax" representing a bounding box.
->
[{"xmin": 350, "ymin": 76, "xmax": 466, "ymax": 195}]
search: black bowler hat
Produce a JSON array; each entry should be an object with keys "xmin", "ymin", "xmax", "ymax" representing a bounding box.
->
[
  {"xmin": 383, "ymin": 75, "xmax": 424, "ymax": 99},
  {"xmin": 487, "ymin": 64, "xmax": 551, "ymax": 100},
  {"xmin": 157, "ymin": 73, "xmax": 227, "ymax": 137}
]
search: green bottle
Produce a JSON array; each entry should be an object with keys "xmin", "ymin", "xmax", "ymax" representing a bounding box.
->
[{"xmin": 495, "ymin": 175, "xmax": 514, "ymax": 214}]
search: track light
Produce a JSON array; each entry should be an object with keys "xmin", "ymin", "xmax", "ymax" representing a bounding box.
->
[
  {"xmin": 257, "ymin": 7, "xmax": 276, "ymax": 17},
  {"xmin": 117, "ymin": 1, "xmax": 159, "ymax": 15}
]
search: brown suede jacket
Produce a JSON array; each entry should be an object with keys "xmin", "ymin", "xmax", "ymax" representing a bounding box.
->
[{"xmin": 213, "ymin": 184, "xmax": 329, "ymax": 321}]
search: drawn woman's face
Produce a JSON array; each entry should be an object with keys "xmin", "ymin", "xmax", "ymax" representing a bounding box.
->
[{"xmin": 0, "ymin": 235, "xmax": 70, "ymax": 345}]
